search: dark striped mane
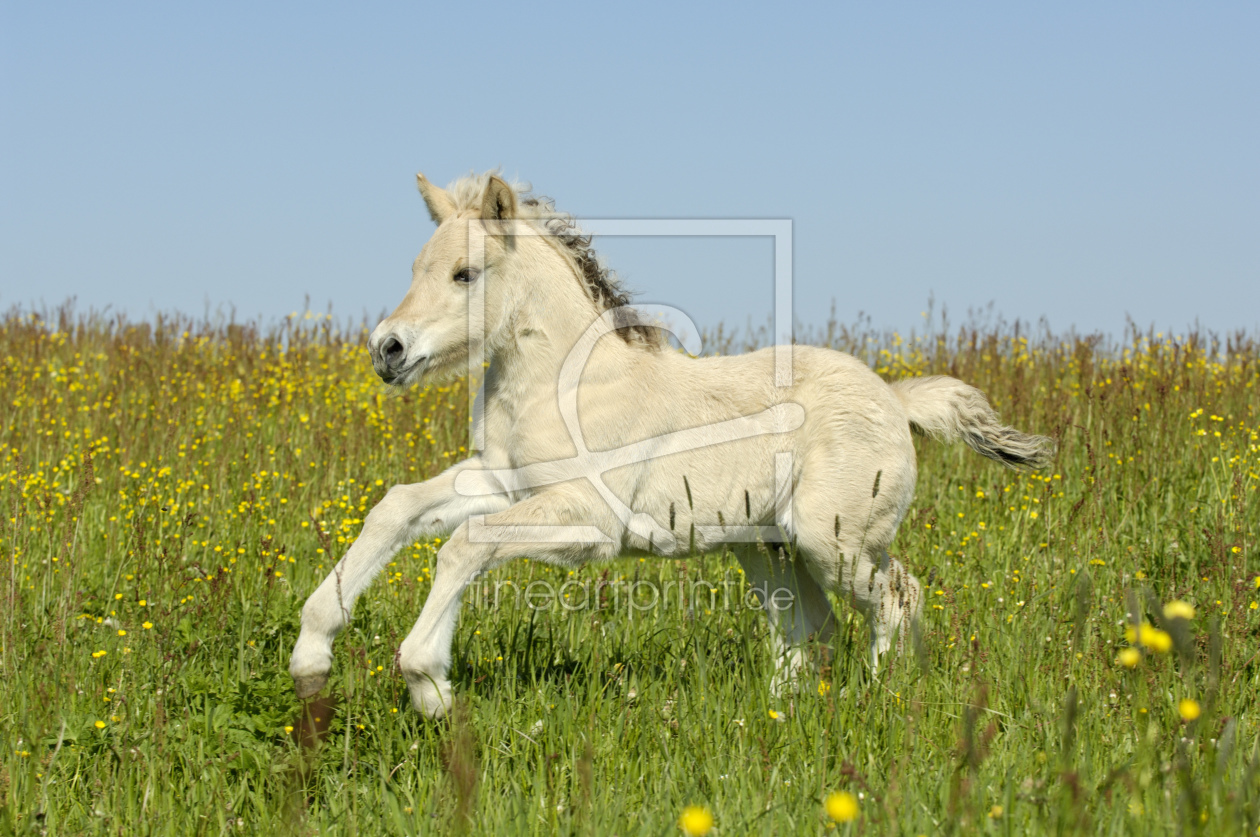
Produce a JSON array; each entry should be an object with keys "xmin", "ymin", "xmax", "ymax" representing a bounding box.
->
[{"xmin": 445, "ymin": 172, "xmax": 662, "ymax": 347}]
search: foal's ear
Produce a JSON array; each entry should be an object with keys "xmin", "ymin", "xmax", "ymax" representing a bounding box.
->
[
  {"xmin": 416, "ymin": 173, "xmax": 457, "ymax": 224},
  {"xmin": 481, "ymin": 175, "xmax": 518, "ymax": 222}
]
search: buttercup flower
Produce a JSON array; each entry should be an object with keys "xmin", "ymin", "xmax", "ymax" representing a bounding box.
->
[
  {"xmin": 825, "ymin": 791, "xmax": 859, "ymax": 823},
  {"xmin": 1143, "ymin": 627, "xmax": 1173, "ymax": 653},
  {"xmin": 678, "ymin": 805, "xmax": 713, "ymax": 836},
  {"xmin": 1125, "ymin": 623, "xmax": 1172, "ymax": 653},
  {"xmin": 1163, "ymin": 600, "xmax": 1195, "ymax": 620}
]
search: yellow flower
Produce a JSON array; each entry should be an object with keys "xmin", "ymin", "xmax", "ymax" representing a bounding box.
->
[
  {"xmin": 1143, "ymin": 627, "xmax": 1173, "ymax": 653},
  {"xmin": 768, "ymin": 709, "xmax": 780, "ymax": 719},
  {"xmin": 142, "ymin": 621, "xmax": 153, "ymax": 630},
  {"xmin": 678, "ymin": 805, "xmax": 713, "ymax": 836},
  {"xmin": 989, "ymin": 805, "xmax": 1004, "ymax": 819},
  {"xmin": 94, "ymin": 720, "xmax": 106, "ymax": 729},
  {"xmin": 1127, "ymin": 623, "xmax": 1172, "ymax": 653},
  {"xmin": 1179, "ymin": 699, "xmax": 1201, "ymax": 722},
  {"xmin": 818, "ymin": 681, "xmax": 831, "ymax": 697},
  {"xmin": 1163, "ymin": 600, "xmax": 1195, "ymax": 620},
  {"xmin": 825, "ymin": 791, "xmax": 859, "ymax": 823},
  {"xmin": 1117, "ymin": 648, "xmax": 1141, "ymax": 668}
]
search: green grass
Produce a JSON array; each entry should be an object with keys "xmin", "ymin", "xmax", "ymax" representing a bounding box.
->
[{"xmin": 2, "ymin": 306, "xmax": 1258, "ymax": 835}]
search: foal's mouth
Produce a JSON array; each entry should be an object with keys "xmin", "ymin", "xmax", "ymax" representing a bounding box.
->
[{"xmin": 379, "ymin": 356, "xmax": 427, "ymax": 386}]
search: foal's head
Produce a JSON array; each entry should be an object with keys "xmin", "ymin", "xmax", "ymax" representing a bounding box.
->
[{"xmin": 368, "ymin": 172, "xmax": 657, "ymax": 387}]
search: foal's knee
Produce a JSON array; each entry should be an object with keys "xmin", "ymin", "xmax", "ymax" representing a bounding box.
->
[{"xmin": 367, "ymin": 484, "xmax": 420, "ymax": 528}]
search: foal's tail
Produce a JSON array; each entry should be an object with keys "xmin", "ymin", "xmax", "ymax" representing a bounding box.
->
[{"xmin": 890, "ymin": 375, "xmax": 1056, "ymax": 470}]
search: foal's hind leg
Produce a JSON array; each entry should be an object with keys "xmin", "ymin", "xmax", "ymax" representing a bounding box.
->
[
  {"xmin": 735, "ymin": 545, "xmax": 836, "ymax": 696},
  {"xmin": 839, "ymin": 547, "xmax": 923, "ymax": 670},
  {"xmin": 792, "ymin": 462, "xmax": 923, "ymax": 672}
]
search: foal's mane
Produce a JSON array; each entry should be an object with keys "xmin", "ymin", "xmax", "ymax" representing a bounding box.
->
[{"xmin": 444, "ymin": 172, "xmax": 662, "ymax": 348}]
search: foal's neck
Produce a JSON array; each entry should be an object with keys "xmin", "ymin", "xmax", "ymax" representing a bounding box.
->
[{"xmin": 485, "ymin": 261, "xmax": 644, "ymax": 422}]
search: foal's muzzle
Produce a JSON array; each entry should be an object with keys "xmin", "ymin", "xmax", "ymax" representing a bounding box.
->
[{"xmin": 368, "ymin": 331, "xmax": 420, "ymax": 384}]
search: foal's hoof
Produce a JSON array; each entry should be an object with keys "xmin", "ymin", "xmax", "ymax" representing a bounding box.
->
[
  {"xmin": 290, "ymin": 637, "xmax": 334, "ymax": 698},
  {"xmin": 293, "ymin": 672, "xmax": 329, "ymax": 699},
  {"xmin": 410, "ymin": 677, "xmax": 453, "ymax": 720}
]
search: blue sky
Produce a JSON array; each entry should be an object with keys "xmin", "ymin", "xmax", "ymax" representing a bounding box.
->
[{"xmin": 3, "ymin": 2, "xmax": 1257, "ymax": 339}]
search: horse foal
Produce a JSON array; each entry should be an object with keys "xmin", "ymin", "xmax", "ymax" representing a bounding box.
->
[{"xmin": 289, "ymin": 172, "xmax": 1055, "ymax": 717}]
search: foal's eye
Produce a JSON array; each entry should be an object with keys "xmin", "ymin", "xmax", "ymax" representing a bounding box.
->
[{"xmin": 453, "ymin": 267, "xmax": 480, "ymax": 284}]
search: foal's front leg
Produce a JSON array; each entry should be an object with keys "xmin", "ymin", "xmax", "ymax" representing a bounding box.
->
[
  {"xmin": 289, "ymin": 460, "xmax": 508, "ymax": 698},
  {"xmin": 398, "ymin": 492, "xmax": 613, "ymax": 717}
]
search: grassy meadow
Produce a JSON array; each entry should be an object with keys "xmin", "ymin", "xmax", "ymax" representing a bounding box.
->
[{"xmin": 2, "ymin": 305, "xmax": 1259, "ymax": 835}]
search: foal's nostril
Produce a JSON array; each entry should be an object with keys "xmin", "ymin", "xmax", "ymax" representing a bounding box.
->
[{"xmin": 381, "ymin": 336, "xmax": 405, "ymax": 368}]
